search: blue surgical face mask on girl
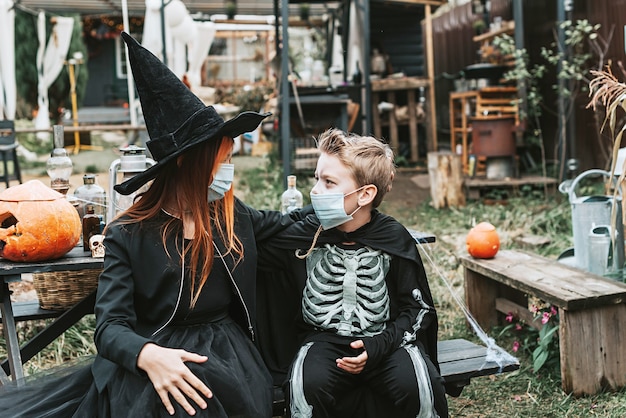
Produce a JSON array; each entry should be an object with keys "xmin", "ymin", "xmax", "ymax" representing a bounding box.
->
[
  {"xmin": 208, "ymin": 163, "xmax": 234, "ymax": 202},
  {"xmin": 310, "ymin": 186, "xmax": 365, "ymax": 230}
]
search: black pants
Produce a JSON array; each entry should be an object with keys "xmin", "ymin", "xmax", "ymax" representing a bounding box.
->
[{"xmin": 285, "ymin": 341, "xmax": 448, "ymax": 418}]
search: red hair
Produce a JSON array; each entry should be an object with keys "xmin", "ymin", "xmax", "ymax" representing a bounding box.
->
[{"xmin": 120, "ymin": 136, "xmax": 242, "ymax": 307}]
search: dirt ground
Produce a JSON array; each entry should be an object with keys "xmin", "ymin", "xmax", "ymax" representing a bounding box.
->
[{"xmin": 383, "ymin": 169, "xmax": 432, "ymax": 213}]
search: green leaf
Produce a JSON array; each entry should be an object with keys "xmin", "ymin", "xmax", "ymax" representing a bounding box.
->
[{"xmin": 533, "ymin": 348, "xmax": 549, "ymax": 371}]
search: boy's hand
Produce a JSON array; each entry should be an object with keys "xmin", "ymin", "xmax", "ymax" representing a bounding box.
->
[{"xmin": 336, "ymin": 340, "xmax": 368, "ymax": 374}]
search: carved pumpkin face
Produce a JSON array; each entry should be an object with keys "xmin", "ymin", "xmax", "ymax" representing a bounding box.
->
[
  {"xmin": 0, "ymin": 180, "xmax": 81, "ymax": 262},
  {"xmin": 466, "ymin": 221, "xmax": 500, "ymax": 259}
]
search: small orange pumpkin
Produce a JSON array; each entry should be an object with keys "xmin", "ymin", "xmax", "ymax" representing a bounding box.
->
[
  {"xmin": 466, "ymin": 222, "xmax": 500, "ymax": 259},
  {"xmin": 0, "ymin": 180, "xmax": 81, "ymax": 262}
]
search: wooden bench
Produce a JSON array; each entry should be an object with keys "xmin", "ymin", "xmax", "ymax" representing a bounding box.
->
[
  {"xmin": 461, "ymin": 250, "xmax": 626, "ymax": 396},
  {"xmin": 271, "ymin": 338, "xmax": 519, "ymax": 416},
  {"xmin": 0, "ymin": 294, "xmax": 96, "ymax": 380}
]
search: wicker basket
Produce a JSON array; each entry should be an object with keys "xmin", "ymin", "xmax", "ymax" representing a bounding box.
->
[{"xmin": 33, "ymin": 269, "xmax": 100, "ymax": 311}]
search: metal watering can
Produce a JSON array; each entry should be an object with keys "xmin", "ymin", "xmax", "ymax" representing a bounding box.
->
[
  {"xmin": 561, "ymin": 169, "xmax": 624, "ymax": 276},
  {"xmin": 588, "ymin": 225, "xmax": 625, "ymax": 279}
]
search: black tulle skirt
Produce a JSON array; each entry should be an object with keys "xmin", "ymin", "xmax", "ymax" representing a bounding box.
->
[{"xmin": 0, "ymin": 318, "xmax": 273, "ymax": 417}]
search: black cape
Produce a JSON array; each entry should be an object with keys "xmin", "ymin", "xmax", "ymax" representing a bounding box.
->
[{"xmin": 256, "ymin": 210, "xmax": 439, "ymax": 386}]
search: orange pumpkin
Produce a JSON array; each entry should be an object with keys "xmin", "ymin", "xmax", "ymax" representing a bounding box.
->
[
  {"xmin": 466, "ymin": 222, "xmax": 500, "ymax": 259},
  {"xmin": 0, "ymin": 180, "xmax": 81, "ymax": 262}
]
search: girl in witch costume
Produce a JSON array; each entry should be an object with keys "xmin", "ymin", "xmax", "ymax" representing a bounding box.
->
[
  {"xmin": 257, "ymin": 129, "xmax": 449, "ymax": 418},
  {"xmin": 0, "ymin": 33, "xmax": 306, "ymax": 417}
]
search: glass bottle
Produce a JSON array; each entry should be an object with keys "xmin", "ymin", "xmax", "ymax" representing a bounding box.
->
[
  {"xmin": 73, "ymin": 174, "xmax": 107, "ymax": 224},
  {"xmin": 371, "ymin": 49, "xmax": 386, "ymax": 76},
  {"xmin": 281, "ymin": 175, "xmax": 303, "ymax": 214},
  {"xmin": 82, "ymin": 204, "xmax": 101, "ymax": 251},
  {"xmin": 46, "ymin": 126, "xmax": 73, "ymax": 195},
  {"xmin": 352, "ymin": 61, "xmax": 362, "ymax": 84}
]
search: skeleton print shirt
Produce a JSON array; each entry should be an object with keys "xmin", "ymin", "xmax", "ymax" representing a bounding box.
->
[{"xmin": 303, "ymin": 244, "xmax": 391, "ymax": 337}]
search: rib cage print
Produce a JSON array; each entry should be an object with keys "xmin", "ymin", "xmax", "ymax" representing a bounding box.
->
[{"xmin": 303, "ymin": 244, "xmax": 391, "ymax": 337}]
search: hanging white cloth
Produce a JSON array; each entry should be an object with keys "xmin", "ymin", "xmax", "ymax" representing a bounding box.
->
[
  {"xmin": 0, "ymin": 0, "xmax": 16, "ymax": 120},
  {"xmin": 330, "ymin": 15, "xmax": 344, "ymax": 70},
  {"xmin": 346, "ymin": 0, "xmax": 364, "ymax": 79},
  {"xmin": 185, "ymin": 21, "xmax": 216, "ymax": 90},
  {"xmin": 34, "ymin": 13, "xmax": 74, "ymax": 140}
]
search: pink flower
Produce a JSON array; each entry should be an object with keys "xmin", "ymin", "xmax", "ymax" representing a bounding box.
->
[
  {"xmin": 515, "ymin": 323, "xmax": 523, "ymax": 331},
  {"xmin": 530, "ymin": 304, "xmax": 539, "ymax": 314},
  {"xmin": 541, "ymin": 312, "xmax": 551, "ymax": 324},
  {"xmin": 506, "ymin": 313, "xmax": 514, "ymax": 323},
  {"xmin": 512, "ymin": 341, "xmax": 520, "ymax": 352},
  {"xmin": 550, "ymin": 306, "xmax": 558, "ymax": 316}
]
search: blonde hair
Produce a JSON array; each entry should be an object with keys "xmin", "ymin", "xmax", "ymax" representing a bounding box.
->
[{"xmin": 317, "ymin": 128, "xmax": 395, "ymax": 208}]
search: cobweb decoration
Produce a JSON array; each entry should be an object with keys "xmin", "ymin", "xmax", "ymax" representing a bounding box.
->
[{"xmin": 416, "ymin": 241, "xmax": 519, "ymax": 372}]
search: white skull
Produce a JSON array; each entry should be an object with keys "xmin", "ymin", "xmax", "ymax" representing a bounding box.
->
[{"xmin": 89, "ymin": 234, "xmax": 105, "ymax": 258}]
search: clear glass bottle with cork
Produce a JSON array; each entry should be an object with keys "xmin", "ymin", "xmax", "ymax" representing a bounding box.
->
[
  {"xmin": 73, "ymin": 174, "xmax": 107, "ymax": 224},
  {"xmin": 281, "ymin": 175, "xmax": 303, "ymax": 214}
]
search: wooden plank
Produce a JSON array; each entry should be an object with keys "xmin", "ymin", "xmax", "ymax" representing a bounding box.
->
[
  {"xmin": 0, "ymin": 300, "xmax": 62, "ymax": 323},
  {"xmin": 495, "ymin": 297, "xmax": 541, "ymax": 330},
  {"xmin": 407, "ymin": 89, "xmax": 419, "ymax": 162},
  {"xmin": 465, "ymin": 268, "xmax": 500, "ymax": 329},
  {"xmin": 372, "ymin": 92, "xmax": 382, "ymax": 140},
  {"xmin": 437, "ymin": 339, "xmax": 519, "ymax": 390},
  {"xmin": 371, "ymin": 77, "xmax": 430, "ymax": 92},
  {"xmin": 460, "ymin": 251, "xmax": 626, "ymax": 310},
  {"xmin": 15, "ymin": 124, "xmax": 146, "ymax": 134},
  {"xmin": 0, "ymin": 247, "xmax": 103, "ymax": 275},
  {"xmin": 464, "ymin": 175, "xmax": 557, "ymax": 188},
  {"xmin": 388, "ymin": 91, "xmax": 399, "ymax": 153},
  {"xmin": 425, "ymin": 4, "xmax": 437, "ymax": 152},
  {"xmin": 560, "ymin": 303, "xmax": 626, "ymax": 395}
]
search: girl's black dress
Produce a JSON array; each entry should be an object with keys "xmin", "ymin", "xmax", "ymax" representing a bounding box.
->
[{"xmin": 0, "ymin": 250, "xmax": 272, "ymax": 418}]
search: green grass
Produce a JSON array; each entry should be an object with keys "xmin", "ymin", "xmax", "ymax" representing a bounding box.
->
[{"xmin": 2, "ymin": 155, "xmax": 626, "ymax": 416}]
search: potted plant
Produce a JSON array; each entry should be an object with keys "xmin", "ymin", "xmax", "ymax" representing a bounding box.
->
[
  {"xmin": 299, "ymin": 3, "xmax": 310, "ymax": 21},
  {"xmin": 472, "ymin": 18, "xmax": 486, "ymax": 35},
  {"xmin": 225, "ymin": 1, "xmax": 237, "ymax": 20}
]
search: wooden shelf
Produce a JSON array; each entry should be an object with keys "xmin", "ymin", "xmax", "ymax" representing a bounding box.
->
[
  {"xmin": 472, "ymin": 21, "xmax": 515, "ymax": 44},
  {"xmin": 449, "ymin": 87, "xmax": 519, "ymax": 174}
]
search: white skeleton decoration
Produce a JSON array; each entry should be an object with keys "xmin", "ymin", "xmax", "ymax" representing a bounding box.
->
[
  {"xmin": 89, "ymin": 234, "xmax": 105, "ymax": 258},
  {"xmin": 303, "ymin": 244, "xmax": 390, "ymax": 336}
]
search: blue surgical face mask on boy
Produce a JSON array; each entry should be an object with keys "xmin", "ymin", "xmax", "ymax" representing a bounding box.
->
[
  {"xmin": 208, "ymin": 163, "xmax": 234, "ymax": 202},
  {"xmin": 310, "ymin": 186, "xmax": 364, "ymax": 230}
]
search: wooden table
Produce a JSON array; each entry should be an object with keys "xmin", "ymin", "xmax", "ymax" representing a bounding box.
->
[
  {"xmin": 0, "ymin": 248, "xmax": 103, "ymax": 385},
  {"xmin": 371, "ymin": 77, "xmax": 430, "ymax": 162}
]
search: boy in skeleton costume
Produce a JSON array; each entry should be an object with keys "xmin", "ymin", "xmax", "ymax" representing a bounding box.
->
[{"xmin": 258, "ymin": 129, "xmax": 448, "ymax": 418}]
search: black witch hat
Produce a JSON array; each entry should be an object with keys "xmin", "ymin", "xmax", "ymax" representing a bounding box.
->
[{"xmin": 115, "ymin": 32, "xmax": 270, "ymax": 195}]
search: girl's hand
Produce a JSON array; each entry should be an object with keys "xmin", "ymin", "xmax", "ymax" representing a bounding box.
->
[{"xmin": 137, "ymin": 343, "xmax": 212, "ymax": 416}]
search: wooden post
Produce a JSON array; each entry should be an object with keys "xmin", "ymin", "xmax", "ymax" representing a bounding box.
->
[
  {"xmin": 425, "ymin": 4, "xmax": 437, "ymax": 151},
  {"xmin": 427, "ymin": 151, "xmax": 465, "ymax": 209}
]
